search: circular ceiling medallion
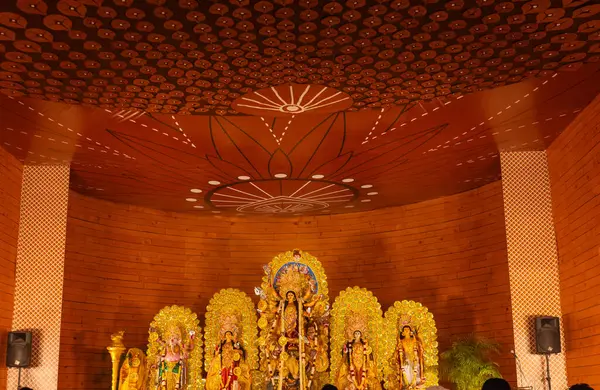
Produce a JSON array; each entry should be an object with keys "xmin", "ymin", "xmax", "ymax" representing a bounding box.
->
[
  {"xmin": 207, "ymin": 179, "xmax": 358, "ymax": 215},
  {"xmin": 232, "ymin": 84, "xmax": 353, "ymax": 117}
]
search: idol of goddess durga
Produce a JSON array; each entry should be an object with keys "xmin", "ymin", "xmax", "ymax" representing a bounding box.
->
[
  {"xmin": 282, "ymin": 289, "xmax": 319, "ymax": 338},
  {"xmin": 257, "ymin": 254, "xmax": 328, "ymax": 390},
  {"xmin": 278, "ymin": 289, "xmax": 320, "ymax": 388}
]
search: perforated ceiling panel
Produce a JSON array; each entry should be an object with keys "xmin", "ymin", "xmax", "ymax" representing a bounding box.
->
[{"xmin": 0, "ymin": 1, "xmax": 598, "ymax": 115}]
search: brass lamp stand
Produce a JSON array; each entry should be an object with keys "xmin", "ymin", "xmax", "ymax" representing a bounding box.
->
[{"xmin": 107, "ymin": 331, "xmax": 126, "ymax": 390}]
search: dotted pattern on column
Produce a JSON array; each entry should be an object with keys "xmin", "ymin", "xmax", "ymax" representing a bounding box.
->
[
  {"xmin": 7, "ymin": 165, "xmax": 70, "ymax": 390},
  {"xmin": 500, "ymin": 151, "xmax": 567, "ymax": 390}
]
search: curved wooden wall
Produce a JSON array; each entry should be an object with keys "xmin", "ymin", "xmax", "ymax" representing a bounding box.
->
[
  {"xmin": 0, "ymin": 147, "xmax": 21, "ymax": 390},
  {"xmin": 548, "ymin": 95, "xmax": 600, "ymax": 388},
  {"xmin": 58, "ymin": 181, "xmax": 515, "ymax": 389}
]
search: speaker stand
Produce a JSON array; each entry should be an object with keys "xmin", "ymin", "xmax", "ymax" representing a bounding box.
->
[
  {"xmin": 545, "ymin": 354, "xmax": 552, "ymax": 390},
  {"xmin": 17, "ymin": 366, "xmax": 21, "ymax": 390}
]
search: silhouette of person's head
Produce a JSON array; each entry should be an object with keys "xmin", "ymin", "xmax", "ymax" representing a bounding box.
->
[
  {"xmin": 482, "ymin": 378, "xmax": 510, "ymax": 390},
  {"xmin": 570, "ymin": 384, "xmax": 594, "ymax": 390},
  {"xmin": 322, "ymin": 385, "xmax": 338, "ymax": 390},
  {"xmin": 20, "ymin": 387, "xmax": 33, "ymax": 390}
]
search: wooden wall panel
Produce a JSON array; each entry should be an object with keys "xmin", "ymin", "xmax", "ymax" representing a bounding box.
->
[
  {"xmin": 548, "ymin": 95, "xmax": 600, "ymax": 388},
  {"xmin": 59, "ymin": 181, "xmax": 515, "ymax": 389},
  {"xmin": 0, "ymin": 146, "xmax": 22, "ymax": 389}
]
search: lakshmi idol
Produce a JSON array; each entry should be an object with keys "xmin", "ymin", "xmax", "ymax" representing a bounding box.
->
[
  {"xmin": 205, "ymin": 289, "xmax": 258, "ymax": 390},
  {"xmin": 206, "ymin": 330, "xmax": 251, "ymax": 390}
]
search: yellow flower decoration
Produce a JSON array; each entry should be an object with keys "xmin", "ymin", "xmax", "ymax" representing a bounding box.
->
[{"xmin": 278, "ymin": 336, "xmax": 288, "ymax": 347}]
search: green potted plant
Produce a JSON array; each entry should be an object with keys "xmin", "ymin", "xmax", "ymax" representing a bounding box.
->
[{"xmin": 440, "ymin": 334, "xmax": 503, "ymax": 390}]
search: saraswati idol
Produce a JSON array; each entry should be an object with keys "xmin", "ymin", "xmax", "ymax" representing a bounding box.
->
[
  {"xmin": 256, "ymin": 250, "xmax": 330, "ymax": 390},
  {"xmin": 383, "ymin": 301, "xmax": 439, "ymax": 390},
  {"xmin": 205, "ymin": 289, "xmax": 258, "ymax": 390}
]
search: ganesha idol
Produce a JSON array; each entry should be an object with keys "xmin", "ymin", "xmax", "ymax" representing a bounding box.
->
[
  {"xmin": 147, "ymin": 305, "xmax": 203, "ymax": 390},
  {"xmin": 108, "ymin": 305, "xmax": 203, "ymax": 390}
]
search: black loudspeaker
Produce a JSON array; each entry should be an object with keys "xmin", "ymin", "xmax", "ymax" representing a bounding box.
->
[
  {"xmin": 535, "ymin": 316, "xmax": 561, "ymax": 354},
  {"xmin": 6, "ymin": 331, "xmax": 32, "ymax": 368}
]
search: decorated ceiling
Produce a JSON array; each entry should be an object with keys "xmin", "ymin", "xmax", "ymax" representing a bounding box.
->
[
  {"xmin": 0, "ymin": 0, "xmax": 599, "ymax": 215},
  {"xmin": 0, "ymin": 0, "xmax": 599, "ymax": 115}
]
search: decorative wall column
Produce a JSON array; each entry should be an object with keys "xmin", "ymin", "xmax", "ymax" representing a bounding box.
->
[
  {"xmin": 500, "ymin": 151, "xmax": 567, "ymax": 390},
  {"xmin": 7, "ymin": 165, "xmax": 70, "ymax": 390}
]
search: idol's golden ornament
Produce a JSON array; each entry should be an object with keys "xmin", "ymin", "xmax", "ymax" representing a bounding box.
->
[
  {"xmin": 118, "ymin": 348, "xmax": 148, "ymax": 390},
  {"xmin": 383, "ymin": 301, "xmax": 439, "ymax": 390},
  {"xmin": 331, "ymin": 287, "xmax": 384, "ymax": 390},
  {"xmin": 205, "ymin": 289, "xmax": 256, "ymax": 390},
  {"xmin": 107, "ymin": 330, "xmax": 126, "ymax": 390},
  {"xmin": 255, "ymin": 249, "xmax": 330, "ymax": 390},
  {"xmin": 147, "ymin": 305, "xmax": 203, "ymax": 390},
  {"xmin": 251, "ymin": 370, "xmax": 268, "ymax": 390}
]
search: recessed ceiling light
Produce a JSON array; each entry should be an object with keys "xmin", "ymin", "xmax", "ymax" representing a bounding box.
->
[
  {"xmin": 361, "ymin": 199, "xmax": 371, "ymax": 202},
  {"xmin": 190, "ymin": 188, "xmax": 202, "ymax": 193},
  {"xmin": 361, "ymin": 184, "xmax": 373, "ymax": 189},
  {"xmin": 342, "ymin": 178, "xmax": 354, "ymax": 183},
  {"xmin": 312, "ymin": 174, "xmax": 325, "ymax": 179},
  {"xmin": 193, "ymin": 205, "xmax": 204, "ymax": 209},
  {"xmin": 345, "ymin": 205, "xmax": 355, "ymax": 208},
  {"xmin": 208, "ymin": 180, "xmax": 221, "ymax": 185},
  {"xmin": 185, "ymin": 198, "xmax": 197, "ymax": 202},
  {"xmin": 212, "ymin": 210, "xmax": 221, "ymax": 213},
  {"xmin": 238, "ymin": 175, "xmax": 251, "ymax": 180},
  {"xmin": 367, "ymin": 192, "xmax": 378, "ymax": 196},
  {"xmin": 274, "ymin": 173, "xmax": 287, "ymax": 178}
]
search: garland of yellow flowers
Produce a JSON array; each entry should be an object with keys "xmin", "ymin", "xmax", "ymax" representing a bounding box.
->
[
  {"xmin": 304, "ymin": 325, "xmax": 320, "ymax": 389},
  {"xmin": 306, "ymin": 358, "xmax": 319, "ymax": 388},
  {"xmin": 277, "ymin": 301, "xmax": 287, "ymax": 390},
  {"xmin": 266, "ymin": 303, "xmax": 282, "ymax": 384}
]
